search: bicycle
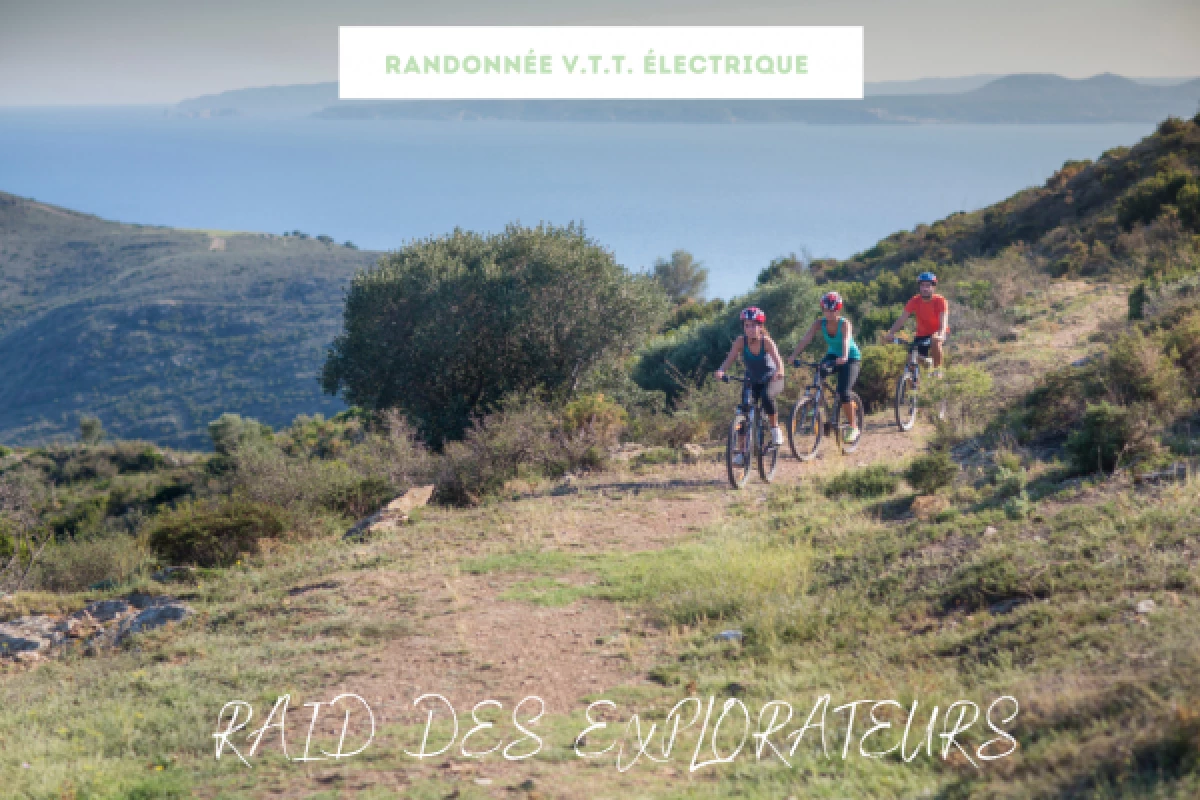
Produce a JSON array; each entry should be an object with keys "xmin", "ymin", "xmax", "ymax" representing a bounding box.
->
[
  {"xmin": 722, "ymin": 372, "xmax": 780, "ymax": 489},
  {"xmin": 892, "ymin": 336, "xmax": 934, "ymax": 432},
  {"xmin": 786, "ymin": 359, "xmax": 865, "ymax": 461}
]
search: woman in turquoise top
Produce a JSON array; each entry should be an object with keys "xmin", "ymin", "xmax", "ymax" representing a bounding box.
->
[{"xmin": 787, "ymin": 291, "xmax": 863, "ymax": 444}]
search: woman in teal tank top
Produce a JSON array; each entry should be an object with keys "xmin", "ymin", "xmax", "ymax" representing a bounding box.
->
[{"xmin": 787, "ymin": 291, "xmax": 864, "ymax": 444}]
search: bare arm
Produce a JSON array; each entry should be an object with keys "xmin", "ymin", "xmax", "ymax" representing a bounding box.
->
[
  {"xmin": 837, "ymin": 318, "xmax": 853, "ymax": 363},
  {"xmin": 715, "ymin": 336, "xmax": 744, "ymax": 377},
  {"xmin": 788, "ymin": 321, "xmax": 820, "ymax": 361},
  {"xmin": 936, "ymin": 308, "xmax": 948, "ymax": 340},
  {"xmin": 765, "ymin": 337, "xmax": 785, "ymax": 380},
  {"xmin": 885, "ymin": 310, "xmax": 912, "ymax": 341}
]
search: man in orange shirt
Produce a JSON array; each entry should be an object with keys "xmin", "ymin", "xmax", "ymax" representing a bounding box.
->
[{"xmin": 884, "ymin": 271, "xmax": 949, "ymax": 377}]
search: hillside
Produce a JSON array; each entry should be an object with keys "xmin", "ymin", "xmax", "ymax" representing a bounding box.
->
[
  {"xmin": 0, "ymin": 193, "xmax": 379, "ymax": 448},
  {"xmin": 821, "ymin": 113, "xmax": 1199, "ymax": 278}
]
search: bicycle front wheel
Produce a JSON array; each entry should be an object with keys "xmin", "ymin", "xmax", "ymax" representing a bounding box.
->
[
  {"xmin": 895, "ymin": 370, "xmax": 918, "ymax": 431},
  {"xmin": 726, "ymin": 414, "xmax": 752, "ymax": 489},
  {"xmin": 788, "ymin": 396, "xmax": 822, "ymax": 462},
  {"xmin": 757, "ymin": 418, "xmax": 779, "ymax": 483}
]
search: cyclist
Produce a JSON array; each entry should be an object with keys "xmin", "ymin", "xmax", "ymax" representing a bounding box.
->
[
  {"xmin": 883, "ymin": 271, "xmax": 949, "ymax": 379},
  {"xmin": 715, "ymin": 306, "xmax": 786, "ymax": 452},
  {"xmin": 788, "ymin": 291, "xmax": 863, "ymax": 445}
]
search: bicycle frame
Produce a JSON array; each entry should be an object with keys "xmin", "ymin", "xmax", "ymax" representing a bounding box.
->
[
  {"xmin": 797, "ymin": 361, "xmax": 845, "ymax": 451},
  {"xmin": 725, "ymin": 373, "xmax": 778, "ymax": 487}
]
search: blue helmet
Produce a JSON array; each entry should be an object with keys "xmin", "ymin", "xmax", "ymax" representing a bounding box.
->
[{"xmin": 917, "ymin": 271, "xmax": 937, "ymax": 285}]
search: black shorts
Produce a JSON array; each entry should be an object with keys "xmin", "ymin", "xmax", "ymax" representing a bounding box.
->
[
  {"xmin": 751, "ymin": 382, "xmax": 777, "ymax": 417},
  {"xmin": 913, "ymin": 335, "xmax": 945, "ymax": 358},
  {"xmin": 822, "ymin": 356, "xmax": 861, "ymax": 403}
]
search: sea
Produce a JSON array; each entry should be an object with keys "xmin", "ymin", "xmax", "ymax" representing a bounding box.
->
[{"xmin": 0, "ymin": 107, "xmax": 1155, "ymax": 298}]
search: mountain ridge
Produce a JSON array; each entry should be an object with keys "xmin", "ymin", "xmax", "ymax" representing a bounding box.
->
[{"xmin": 171, "ymin": 73, "xmax": 1200, "ymax": 124}]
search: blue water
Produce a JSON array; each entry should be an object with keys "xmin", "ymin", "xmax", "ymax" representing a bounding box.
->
[{"xmin": 0, "ymin": 108, "xmax": 1154, "ymax": 298}]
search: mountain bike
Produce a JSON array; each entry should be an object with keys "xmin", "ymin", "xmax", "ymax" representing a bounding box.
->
[
  {"xmin": 892, "ymin": 336, "xmax": 934, "ymax": 431},
  {"xmin": 722, "ymin": 372, "xmax": 780, "ymax": 489},
  {"xmin": 787, "ymin": 358, "xmax": 865, "ymax": 461}
]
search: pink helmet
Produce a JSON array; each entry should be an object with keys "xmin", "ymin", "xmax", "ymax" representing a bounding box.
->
[{"xmin": 740, "ymin": 306, "xmax": 766, "ymax": 323}]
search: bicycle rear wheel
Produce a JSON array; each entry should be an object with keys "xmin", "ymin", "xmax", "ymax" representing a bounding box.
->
[
  {"xmin": 787, "ymin": 396, "xmax": 822, "ymax": 461},
  {"xmin": 757, "ymin": 418, "xmax": 779, "ymax": 483},
  {"xmin": 726, "ymin": 414, "xmax": 752, "ymax": 489},
  {"xmin": 842, "ymin": 391, "xmax": 866, "ymax": 454},
  {"xmin": 895, "ymin": 370, "xmax": 918, "ymax": 431}
]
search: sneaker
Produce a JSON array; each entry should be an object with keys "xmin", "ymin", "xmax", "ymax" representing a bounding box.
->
[
  {"xmin": 920, "ymin": 356, "xmax": 934, "ymax": 368},
  {"xmin": 844, "ymin": 427, "xmax": 860, "ymax": 445},
  {"xmin": 771, "ymin": 426, "xmax": 785, "ymax": 446}
]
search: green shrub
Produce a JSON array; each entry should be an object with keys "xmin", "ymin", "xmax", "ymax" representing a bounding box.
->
[
  {"xmin": 824, "ymin": 464, "xmax": 898, "ymax": 499},
  {"xmin": 631, "ymin": 447, "xmax": 680, "ymax": 468},
  {"xmin": 1003, "ymin": 494, "xmax": 1032, "ymax": 520},
  {"xmin": 904, "ymin": 451, "xmax": 958, "ymax": 494},
  {"xmin": 435, "ymin": 396, "xmax": 592, "ymax": 505},
  {"xmin": 1066, "ymin": 402, "xmax": 1159, "ymax": 474},
  {"xmin": 1104, "ymin": 330, "xmax": 1185, "ymax": 412},
  {"xmin": 147, "ymin": 500, "xmax": 286, "ymax": 567},
  {"xmin": 995, "ymin": 450, "xmax": 1022, "ymax": 473},
  {"xmin": 856, "ymin": 344, "xmax": 908, "ymax": 412},
  {"xmin": 208, "ymin": 413, "xmax": 273, "ymax": 455},
  {"xmin": 940, "ymin": 555, "xmax": 1025, "ymax": 612},
  {"xmin": 991, "ymin": 466, "xmax": 1027, "ymax": 499},
  {"xmin": 1117, "ymin": 169, "xmax": 1194, "ymax": 229},
  {"xmin": 561, "ymin": 393, "xmax": 627, "ymax": 447},
  {"xmin": 1165, "ymin": 309, "xmax": 1200, "ymax": 391},
  {"xmin": 32, "ymin": 533, "xmax": 150, "ymax": 592},
  {"xmin": 321, "ymin": 476, "xmax": 395, "ymax": 518}
]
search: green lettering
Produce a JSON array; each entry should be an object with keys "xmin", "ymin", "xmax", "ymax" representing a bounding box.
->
[
  {"xmin": 404, "ymin": 56, "xmax": 420, "ymax": 75},
  {"xmin": 386, "ymin": 55, "xmax": 401, "ymax": 74},
  {"xmin": 423, "ymin": 56, "xmax": 439, "ymax": 74}
]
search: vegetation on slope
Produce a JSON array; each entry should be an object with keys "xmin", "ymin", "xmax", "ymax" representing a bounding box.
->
[{"xmin": 0, "ymin": 192, "xmax": 378, "ymax": 448}]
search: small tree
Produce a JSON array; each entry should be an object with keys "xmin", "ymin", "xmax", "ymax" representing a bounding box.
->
[
  {"xmin": 208, "ymin": 413, "xmax": 274, "ymax": 455},
  {"xmin": 322, "ymin": 224, "xmax": 668, "ymax": 444},
  {"xmin": 652, "ymin": 250, "xmax": 709, "ymax": 305},
  {"xmin": 79, "ymin": 415, "xmax": 105, "ymax": 446}
]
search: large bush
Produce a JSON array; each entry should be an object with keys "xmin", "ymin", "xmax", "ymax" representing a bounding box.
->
[
  {"xmin": 321, "ymin": 224, "xmax": 668, "ymax": 444},
  {"xmin": 147, "ymin": 500, "xmax": 286, "ymax": 568}
]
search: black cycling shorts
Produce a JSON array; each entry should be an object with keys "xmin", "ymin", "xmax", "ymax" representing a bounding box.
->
[
  {"xmin": 751, "ymin": 381, "xmax": 777, "ymax": 417},
  {"xmin": 913, "ymin": 335, "xmax": 946, "ymax": 358},
  {"xmin": 822, "ymin": 356, "xmax": 861, "ymax": 403}
]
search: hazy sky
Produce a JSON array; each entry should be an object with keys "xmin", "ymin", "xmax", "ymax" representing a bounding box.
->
[{"xmin": 1, "ymin": 0, "xmax": 1198, "ymax": 105}]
